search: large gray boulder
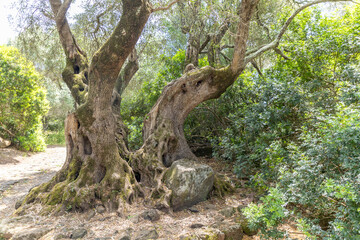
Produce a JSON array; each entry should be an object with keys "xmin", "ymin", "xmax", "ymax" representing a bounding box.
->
[
  {"xmin": 0, "ymin": 137, "xmax": 11, "ymax": 148},
  {"xmin": 164, "ymin": 159, "xmax": 214, "ymax": 211}
]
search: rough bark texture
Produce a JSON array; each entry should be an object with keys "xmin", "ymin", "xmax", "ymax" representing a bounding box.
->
[
  {"xmin": 50, "ymin": 0, "xmax": 89, "ymax": 105},
  {"xmin": 19, "ymin": 0, "xmax": 329, "ymax": 213},
  {"xmin": 128, "ymin": 0, "xmax": 259, "ymax": 209},
  {"xmin": 129, "ymin": 66, "xmax": 235, "ymax": 209},
  {"xmin": 18, "ymin": 0, "xmax": 151, "ymax": 214},
  {"xmin": 21, "ymin": 112, "xmax": 141, "ymax": 213}
]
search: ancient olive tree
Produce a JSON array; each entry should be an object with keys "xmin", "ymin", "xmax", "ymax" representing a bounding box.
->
[{"xmin": 19, "ymin": 0, "xmax": 351, "ymax": 213}]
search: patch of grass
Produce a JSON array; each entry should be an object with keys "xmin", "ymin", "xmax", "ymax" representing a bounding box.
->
[{"xmin": 45, "ymin": 130, "xmax": 65, "ymax": 145}]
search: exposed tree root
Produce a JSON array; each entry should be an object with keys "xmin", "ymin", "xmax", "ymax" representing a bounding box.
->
[
  {"xmin": 16, "ymin": 113, "xmax": 142, "ymax": 215},
  {"xmin": 129, "ymin": 121, "xmax": 175, "ymax": 210}
]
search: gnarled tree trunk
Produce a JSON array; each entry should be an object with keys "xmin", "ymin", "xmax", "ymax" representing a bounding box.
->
[
  {"xmin": 19, "ymin": 0, "xmax": 151, "ymax": 214},
  {"xmin": 128, "ymin": 0, "xmax": 259, "ymax": 210},
  {"xmin": 19, "ymin": 0, "xmax": 327, "ymax": 213}
]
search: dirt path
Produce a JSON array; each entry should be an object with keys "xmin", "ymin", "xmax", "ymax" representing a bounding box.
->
[
  {"xmin": 0, "ymin": 146, "xmax": 305, "ymax": 240},
  {"xmin": 0, "ymin": 146, "xmax": 66, "ymax": 219},
  {"xmin": 0, "ymin": 146, "xmax": 65, "ymax": 181}
]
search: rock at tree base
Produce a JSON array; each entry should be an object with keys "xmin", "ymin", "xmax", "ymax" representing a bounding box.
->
[
  {"xmin": 188, "ymin": 206, "xmax": 199, "ymax": 212},
  {"xmin": 140, "ymin": 209, "xmax": 160, "ymax": 221},
  {"xmin": 164, "ymin": 159, "xmax": 214, "ymax": 211},
  {"xmin": 96, "ymin": 205, "xmax": 106, "ymax": 214},
  {"xmin": 85, "ymin": 209, "xmax": 96, "ymax": 220},
  {"xmin": 0, "ymin": 137, "xmax": 11, "ymax": 148},
  {"xmin": 190, "ymin": 223, "xmax": 204, "ymax": 228},
  {"xmin": 221, "ymin": 224, "xmax": 243, "ymax": 240},
  {"xmin": 135, "ymin": 229, "xmax": 158, "ymax": 240},
  {"xmin": 70, "ymin": 228, "xmax": 87, "ymax": 239}
]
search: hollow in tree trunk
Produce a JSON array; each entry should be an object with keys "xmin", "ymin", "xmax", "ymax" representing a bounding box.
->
[
  {"xmin": 18, "ymin": 0, "xmax": 275, "ymax": 213},
  {"xmin": 17, "ymin": 0, "xmax": 151, "ymax": 214}
]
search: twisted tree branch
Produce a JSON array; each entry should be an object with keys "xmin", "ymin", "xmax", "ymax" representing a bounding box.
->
[
  {"xmin": 245, "ymin": 0, "xmax": 353, "ymax": 63},
  {"xmin": 151, "ymin": 0, "xmax": 181, "ymax": 12}
]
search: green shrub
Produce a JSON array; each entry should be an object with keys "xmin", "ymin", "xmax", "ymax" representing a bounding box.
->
[
  {"xmin": 243, "ymin": 107, "xmax": 360, "ymax": 239},
  {"xmin": 121, "ymin": 50, "xmax": 209, "ymax": 150},
  {"xmin": 45, "ymin": 131, "xmax": 65, "ymax": 145},
  {"xmin": 217, "ymin": 7, "xmax": 360, "ymax": 239},
  {"xmin": 0, "ymin": 46, "xmax": 49, "ymax": 151}
]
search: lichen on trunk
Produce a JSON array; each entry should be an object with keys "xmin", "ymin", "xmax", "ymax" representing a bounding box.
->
[
  {"xmin": 17, "ymin": 0, "xmax": 264, "ymax": 214},
  {"xmin": 16, "ymin": 0, "xmax": 152, "ymax": 214},
  {"xmin": 127, "ymin": 65, "xmax": 238, "ymax": 209},
  {"xmin": 18, "ymin": 111, "xmax": 142, "ymax": 214}
]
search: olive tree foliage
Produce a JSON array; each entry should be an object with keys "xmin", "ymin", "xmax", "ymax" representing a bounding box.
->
[{"xmin": 12, "ymin": 0, "xmax": 355, "ymax": 214}]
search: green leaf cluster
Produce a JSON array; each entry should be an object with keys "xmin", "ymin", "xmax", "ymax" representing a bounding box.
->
[
  {"xmin": 0, "ymin": 46, "xmax": 49, "ymax": 151},
  {"xmin": 225, "ymin": 7, "xmax": 360, "ymax": 239}
]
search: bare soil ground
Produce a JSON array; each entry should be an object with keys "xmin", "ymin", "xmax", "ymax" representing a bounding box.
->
[{"xmin": 0, "ymin": 146, "xmax": 304, "ymax": 240}]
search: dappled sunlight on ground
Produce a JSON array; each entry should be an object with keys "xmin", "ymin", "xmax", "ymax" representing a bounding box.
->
[{"xmin": 0, "ymin": 146, "xmax": 305, "ymax": 239}]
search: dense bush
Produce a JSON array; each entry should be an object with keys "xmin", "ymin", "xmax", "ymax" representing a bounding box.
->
[
  {"xmin": 0, "ymin": 46, "xmax": 49, "ymax": 151},
  {"xmin": 232, "ymin": 7, "xmax": 360, "ymax": 239},
  {"xmin": 243, "ymin": 108, "xmax": 360, "ymax": 239}
]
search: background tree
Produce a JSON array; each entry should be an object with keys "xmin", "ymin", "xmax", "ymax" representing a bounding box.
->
[{"xmin": 0, "ymin": 46, "xmax": 49, "ymax": 151}]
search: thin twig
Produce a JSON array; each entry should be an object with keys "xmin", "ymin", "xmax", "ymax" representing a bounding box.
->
[
  {"xmin": 251, "ymin": 60, "xmax": 264, "ymax": 77},
  {"xmin": 255, "ymin": 6, "xmax": 271, "ymax": 40},
  {"xmin": 151, "ymin": 0, "xmax": 181, "ymax": 13},
  {"xmin": 274, "ymin": 48, "xmax": 291, "ymax": 60},
  {"xmin": 220, "ymin": 45, "xmax": 234, "ymax": 50},
  {"xmin": 0, "ymin": 121, "xmax": 15, "ymax": 137},
  {"xmin": 220, "ymin": 51, "xmax": 231, "ymax": 63},
  {"xmin": 93, "ymin": 3, "xmax": 116, "ymax": 34}
]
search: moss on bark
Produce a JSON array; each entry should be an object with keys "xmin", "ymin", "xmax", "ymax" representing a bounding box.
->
[
  {"xmin": 212, "ymin": 175, "xmax": 235, "ymax": 198},
  {"xmin": 17, "ymin": 113, "xmax": 141, "ymax": 215}
]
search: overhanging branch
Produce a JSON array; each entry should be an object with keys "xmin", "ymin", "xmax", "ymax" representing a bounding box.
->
[
  {"xmin": 93, "ymin": 3, "xmax": 116, "ymax": 34},
  {"xmin": 255, "ymin": 6, "xmax": 271, "ymax": 40},
  {"xmin": 245, "ymin": 0, "xmax": 353, "ymax": 63},
  {"xmin": 251, "ymin": 60, "xmax": 263, "ymax": 77}
]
